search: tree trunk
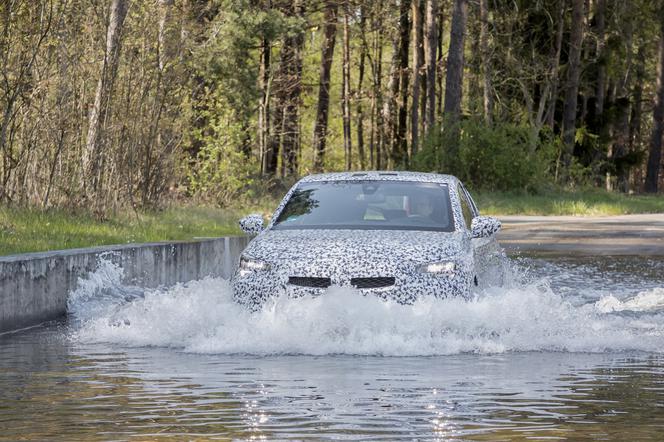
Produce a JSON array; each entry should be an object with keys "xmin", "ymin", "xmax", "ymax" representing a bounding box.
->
[
  {"xmin": 479, "ymin": 0, "xmax": 492, "ymax": 123},
  {"xmin": 143, "ymin": 0, "xmax": 176, "ymax": 205},
  {"xmin": 281, "ymin": 0, "xmax": 305, "ymax": 177},
  {"xmin": 372, "ymin": 0, "xmax": 385, "ymax": 170},
  {"xmin": 424, "ymin": 0, "xmax": 438, "ymax": 133},
  {"xmin": 266, "ymin": 0, "xmax": 304, "ymax": 177},
  {"xmin": 595, "ymin": 0, "xmax": 606, "ymax": 118},
  {"xmin": 629, "ymin": 44, "xmax": 646, "ymax": 189},
  {"xmin": 546, "ymin": 0, "xmax": 566, "ymax": 128},
  {"xmin": 645, "ymin": 16, "xmax": 664, "ymax": 193},
  {"xmin": 608, "ymin": 16, "xmax": 634, "ymax": 192},
  {"xmin": 436, "ymin": 3, "xmax": 445, "ymax": 118},
  {"xmin": 84, "ymin": 0, "xmax": 130, "ymax": 193},
  {"xmin": 393, "ymin": 0, "xmax": 412, "ymax": 168},
  {"xmin": 258, "ymin": 0, "xmax": 273, "ymax": 175},
  {"xmin": 629, "ymin": 44, "xmax": 646, "ymax": 153},
  {"xmin": 357, "ymin": 3, "xmax": 367, "ymax": 170},
  {"xmin": 259, "ymin": 35, "xmax": 271, "ymax": 175},
  {"xmin": 615, "ymin": 99, "xmax": 632, "ymax": 192},
  {"xmin": 312, "ymin": 0, "xmax": 339, "ymax": 172},
  {"xmin": 561, "ymin": 0, "xmax": 585, "ymax": 172},
  {"xmin": 342, "ymin": 1, "xmax": 353, "ymax": 170},
  {"xmin": 267, "ymin": 101, "xmax": 283, "ymax": 176},
  {"xmin": 443, "ymin": 0, "xmax": 468, "ymax": 126},
  {"xmin": 467, "ymin": 4, "xmax": 481, "ymax": 115},
  {"xmin": 157, "ymin": 0, "xmax": 175, "ymax": 72},
  {"xmin": 418, "ymin": 6, "xmax": 427, "ymax": 139},
  {"xmin": 411, "ymin": 0, "xmax": 424, "ymax": 156},
  {"xmin": 384, "ymin": 36, "xmax": 399, "ymax": 170}
]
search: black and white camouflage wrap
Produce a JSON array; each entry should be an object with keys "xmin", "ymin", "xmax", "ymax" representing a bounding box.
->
[
  {"xmin": 471, "ymin": 216, "xmax": 502, "ymax": 239},
  {"xmin": 238, "ymin": 214, "xmax": 264, "ymax": 236},
  {"xmin": 233, "ymin": 171, "xmax": 504, "ymax": 308}
]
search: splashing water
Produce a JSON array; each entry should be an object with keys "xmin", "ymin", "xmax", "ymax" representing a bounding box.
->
[
  {"xmin": 595, "ymin": 288, "xmax": 664, "ymax": 313},
  {"xmin": 68, "ymin": 258, "xmax": 664, "ymax": 356}
]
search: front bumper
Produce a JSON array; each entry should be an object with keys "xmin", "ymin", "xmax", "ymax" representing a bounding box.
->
[{"xmin": 231, "ymin": 263, "xmax": 472, "ymax": 308}]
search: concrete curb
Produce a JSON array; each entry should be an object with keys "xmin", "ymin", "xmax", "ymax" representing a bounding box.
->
[{"xmin": 0, "ymin": 236, "xmax": 250, "ymax": 333}]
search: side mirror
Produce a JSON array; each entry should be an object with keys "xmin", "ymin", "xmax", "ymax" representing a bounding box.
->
[
  {"xmin": 471, "ymin": 216, "xmax": 501, "ymax": 239},
  {"xmin": 239, "ymin": 214, "xmax": 264, "ymax": 235}
]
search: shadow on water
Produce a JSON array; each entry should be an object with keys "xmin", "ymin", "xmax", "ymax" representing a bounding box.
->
[{"xmin": 1, "ymin": 255, "xmax": 664, "ymax": 440}]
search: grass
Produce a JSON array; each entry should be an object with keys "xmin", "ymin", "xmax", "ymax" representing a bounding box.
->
[
  {"xmin": 1, "ymin": 189, "xmax": 662, "ymax": 256},
  {"xmin": 476, "ymin": 190, "xmax": 664, "ymax": 216},
  {"xmin": 0, "ymin": 205, "xmax": 248, "ymax": 257}
]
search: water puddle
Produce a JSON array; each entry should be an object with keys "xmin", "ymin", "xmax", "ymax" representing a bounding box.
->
[{"xmin": 2, "ymin": 254, "xmax": 664, "ymax": 440}]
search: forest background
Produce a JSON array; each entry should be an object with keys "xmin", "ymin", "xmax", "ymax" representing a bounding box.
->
[{"xmin": 1, "ymin": 0, "xmax": 664, "ymax": 253}]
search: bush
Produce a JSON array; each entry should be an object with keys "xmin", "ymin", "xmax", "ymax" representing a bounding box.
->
[
  {"xmin": 413, "ymin": 120, "xmax": 556, "ymax": 192},
  {"xmin": 185, "ymin": 103, "xmax": 258, "ymax": 206}
]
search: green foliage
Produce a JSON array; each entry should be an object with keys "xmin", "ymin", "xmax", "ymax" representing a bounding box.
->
[
  {"xmin": 413, "ymin": 120, "xmax": 556, "ymax": 192},
  {"xmin": 184, "ymin": 0, "xmax": 289, "ymax": 205},
  {"xmin": 189, "ymin": 0, "xmax": 287, "ymax": 114},
  {"xmin": 566, "ymin": 158, "xmax": 598, "ymax": 188},
  {"xmin": 2, "ymin": 0, "xmax": 661, "ymax": 219},
  {"xmin": 186, "ymin": 112, "xmax": 258, "ymax": 205}
]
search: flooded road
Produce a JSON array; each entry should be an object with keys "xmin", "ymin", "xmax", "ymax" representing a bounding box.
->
[{"xmin": 1, "ymin": 255, "xmax": 664, "ymax": 440}]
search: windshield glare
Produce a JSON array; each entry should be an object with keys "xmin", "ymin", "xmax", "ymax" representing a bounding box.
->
[{"xmin": 272, "ymin": 181, "xmax": 455, "ymax": 232}]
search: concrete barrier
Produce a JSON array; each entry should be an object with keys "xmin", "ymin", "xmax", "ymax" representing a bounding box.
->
[{"xmin": 0, "ymin": 236, "xmax": 250, "ymax": 333}]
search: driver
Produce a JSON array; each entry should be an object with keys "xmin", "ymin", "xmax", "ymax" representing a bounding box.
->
[{"xmin": 409, "ymin": 194, "xmax": 434, "ymax": 219}]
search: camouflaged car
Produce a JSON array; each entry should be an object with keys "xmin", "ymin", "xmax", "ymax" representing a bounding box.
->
[{"xmin": 232, "ymin": 172, "xmax": 505, "ymax": 308}]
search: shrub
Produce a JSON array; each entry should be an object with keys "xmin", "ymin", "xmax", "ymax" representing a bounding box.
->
[
  {"xmin": 413, "ymin": 120, "xmax": 556, "ymax": 192},
  {"xmin": 185, "ymin": 103, "xmax": 257, "ymax": 206}
]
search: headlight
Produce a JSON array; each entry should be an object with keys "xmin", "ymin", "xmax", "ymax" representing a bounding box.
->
[
  {"xmin": 238, "ymin": 255, "xmax": 271, "ymax": 276},
  {"xmin": 418, "ymin": 261, "xmax": 456, "ymax": 274}
]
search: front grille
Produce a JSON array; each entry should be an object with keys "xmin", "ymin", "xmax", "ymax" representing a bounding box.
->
[
  {"xmin": 288, "ymin": 276, "xmax": 332, "ymax": 289},
  {"xmin": 351, "ymin": 277, "xmax": 395, "ymax": 289}
]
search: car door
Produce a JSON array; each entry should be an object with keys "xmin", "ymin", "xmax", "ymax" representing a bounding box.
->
[{"xmin": 457, "ymin": 183, "xmax": 505, "ymax": 288}]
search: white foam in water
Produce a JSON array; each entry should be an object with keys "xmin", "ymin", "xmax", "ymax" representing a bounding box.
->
[
  {"xmin": 69, "ymin": 259, "xmax": 664, "ymax": 356},
  {"xmin": 67, "ymin": 255, "xmax": 144, "ymax": 324},
  {"xmin": 596, "ymin": 288, "xmax": 664, "ymax": 313}
]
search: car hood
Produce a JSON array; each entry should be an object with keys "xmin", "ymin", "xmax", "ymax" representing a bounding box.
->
[{"xmin": 244, "ymin": 229, "xmax": 469, "ymax": 265}]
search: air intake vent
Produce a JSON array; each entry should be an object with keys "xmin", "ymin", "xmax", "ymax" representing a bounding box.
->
[
  {"xmin": 288, "ymin": 276, "xmax": 332, "ymax": 289},
  {"xmin": 351, "ymin": 277, "xmax": 395, "ymax": 289}
]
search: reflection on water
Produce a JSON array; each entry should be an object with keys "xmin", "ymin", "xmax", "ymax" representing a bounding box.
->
[
  {"xmin": 1, "ymin": 256, "xmax": 663, "ymax": 440},
  {"xmin": 2, "ymin": 332, "xmax": 664, "ymax": 441}
]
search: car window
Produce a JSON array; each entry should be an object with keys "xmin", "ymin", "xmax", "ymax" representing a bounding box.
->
[
  {"xmin": 457, "ymin": 184, "xmax": 473, "ymax": 230},
  {"xmin": 273, "ymin": 181, "xmax": 455, "ymax": 232},
  {"xmin": 461, "ymin": 184, "xmax": 479, "ymax": 216}
]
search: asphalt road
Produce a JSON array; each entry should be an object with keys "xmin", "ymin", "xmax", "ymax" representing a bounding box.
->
[{"xmin": 498, "ymin": 214, "xmax": 664, "ymax": 256}]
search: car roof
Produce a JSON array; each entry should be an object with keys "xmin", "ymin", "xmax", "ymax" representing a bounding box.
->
[{"xmin": 298, "ymin": 171, "xmax": 460, "ymax": 185}]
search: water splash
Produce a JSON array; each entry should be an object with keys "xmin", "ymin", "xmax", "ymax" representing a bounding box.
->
[
  {"xmin": 596, "ymin": 288, "xmax": 664, "ymax": 313},
  {"xmin": 67, "ymin": 255, "xmax": 142, "ymax": 324},
  {"xmin": 68, "ymin": 258, "xmax": 664, "ymax": 356}
]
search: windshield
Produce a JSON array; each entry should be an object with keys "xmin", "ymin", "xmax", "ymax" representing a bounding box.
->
[{"xmin": 272, "ymin": 181, "xmax": 455, "ymax": 232}]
